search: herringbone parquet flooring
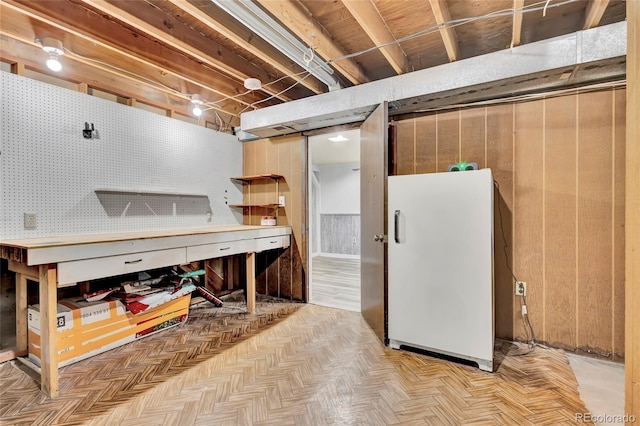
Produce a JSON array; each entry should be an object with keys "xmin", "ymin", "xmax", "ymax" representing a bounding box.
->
[{"xmin": 0, "ymin": 298, "xmax": 588, "ymax": 425}]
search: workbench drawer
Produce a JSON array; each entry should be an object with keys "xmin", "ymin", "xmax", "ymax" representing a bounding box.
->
[
  {"xmin": 253, "ymin": 235, "xmax": 290, "ymax": 252},
  {"xmin": 57, "ymin": 248, "xmax": 186, "ymax": 285},
  {"xmin": 186, "ymin": 239, "xmax": 251, "ymax": 262}
]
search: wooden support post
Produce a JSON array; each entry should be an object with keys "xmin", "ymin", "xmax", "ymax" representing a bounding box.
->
[
  {"xmin": 11, "ymin": 62, "xmax": 25, "ymax": 76},
  {"xmin": 15, "ymin": 273, "xmax": 28, "ymax": 353},
  {"xmin": 39, "ymin": 265, "xmax": 59, "ymax": 398},
  {"xmin": 246, "ymin": 252, "xmax": 256, "ymax": 313},
  {"xmin": 627, "ymin": 0, "xmax": 639, "ymax": 418}
]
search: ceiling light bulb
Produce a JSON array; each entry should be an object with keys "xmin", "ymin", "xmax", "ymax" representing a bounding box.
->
[
  {"xmin": 46, "ymin": 52, "xmax": 62, "ymax": 72},
  {"xmin": 190, "ymin": 95, "xmax": 204, "ymax": 117},
  {"xmin": 328, "ymin": 135, "xmax": 349, "ymax": 142},
  {"xmin": 39, "ymin": 37, "xmax": 64, "ymax": 72},
  {"xmin": 244, "ymin": 77, "xmax": 262, "ymax": 91}
]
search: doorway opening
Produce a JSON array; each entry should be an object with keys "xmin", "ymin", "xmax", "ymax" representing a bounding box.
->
[{"xmin": 308, "ymin": 129, "xmax": 361, "ymax": 312}]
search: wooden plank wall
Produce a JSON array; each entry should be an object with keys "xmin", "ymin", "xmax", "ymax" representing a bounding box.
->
[
  {"xmin": 626, "ymin": 0, "xmax": 639, "ymax": 416},
  {"xmin": 242, "ymin": 134, "xmax": 305, "ymax": 301},
  {"xmin": 393, "ymin": 88, "xmax": 626, "ymax": 360}
]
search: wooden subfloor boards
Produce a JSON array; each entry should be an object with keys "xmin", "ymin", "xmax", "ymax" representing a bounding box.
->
[{"xmin": 0, "ymin": 302, "xmax": 587, "ymax": 425}]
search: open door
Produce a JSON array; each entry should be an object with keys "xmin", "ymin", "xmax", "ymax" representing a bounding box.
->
[{"xmin": 360, "ymin": 103, "xmax": 388, "ymax": 342}]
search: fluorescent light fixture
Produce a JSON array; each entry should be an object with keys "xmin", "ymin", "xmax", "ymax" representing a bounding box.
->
[
  {"xmin": 328, "ymin": 134, "xmax": 349, "ymax": 142},
  {"xmin": 39, "ymin": 37, "xmax": 64, "ymax": 72},
  {"xmin": 212, "ymin": 0, "xmax": 341, "ymax": 92}
]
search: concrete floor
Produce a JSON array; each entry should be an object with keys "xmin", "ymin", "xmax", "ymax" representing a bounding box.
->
[{"xmin": 568, "ymin": 353, "xmax": 626, "ymax": 425}]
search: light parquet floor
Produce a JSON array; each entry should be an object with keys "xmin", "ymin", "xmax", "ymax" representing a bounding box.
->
[{"xmin": 0, "ymin": 301, "xmax": 588, "ymax": 425}]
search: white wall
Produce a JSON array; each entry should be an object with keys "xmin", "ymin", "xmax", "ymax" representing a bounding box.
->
[
  {"xmin": 319, "ymin": 163, "xmax": 360, "ymax": 214},
  {"xmin": 0, "ymin": 72, "xmax": 243, "ymax": 239}
]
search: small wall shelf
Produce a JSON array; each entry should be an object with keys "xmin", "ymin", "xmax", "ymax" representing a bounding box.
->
[
  {"xmin": 229, "ymin": 175, "xmax": 285, "ymax": 223},
  {"xmin": 95, "ymin": 189, "xmax": 208, "ymax": 198},
  {"xmin": 94, "ymin": 189, "xmax": 211, "ymax": 217},
  {"xmin": 230, "ymin": 174, "xmax": 284, "ymax": 183},
  {"xmin": 228, "ymin": 203, "xmax": 282, "ymax": 209}
]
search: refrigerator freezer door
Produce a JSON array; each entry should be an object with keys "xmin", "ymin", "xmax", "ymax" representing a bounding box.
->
[{"xmin": 388, "ymin": 169, "xmax": 494, "ymax": 371}]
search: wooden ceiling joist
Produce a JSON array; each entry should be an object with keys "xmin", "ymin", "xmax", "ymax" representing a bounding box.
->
[
  {"xmin": 2, "ymin": 0, "xmax": 258, "ymax": 115},
  {"xmin": 79, "ymin": 0, "xmax": 293, "ymax": 103},
  {"xmin": 340, "ymin": 0, "xmax": 410, "ymax": 75},
  {"xmin": 258, "ymin": 0, "xmax": 370, "ymax": 86},
  {"xmin": 428, "ymin": 0, "xmax": 460, "ymax": 62},
  {"xmin": 511, "ymin": 0, "xmax": 525, "ymax": 47},
  {"xmin": 167, "ymin": 0, "xmax": 326, "ymax": 95},
  {"xmin": 0, "ymin": 36, "xmax": 231, "ymax": 119},
  {"xmin": 583, "ymin": 0, "xmax": 610, "ymax": 30}
]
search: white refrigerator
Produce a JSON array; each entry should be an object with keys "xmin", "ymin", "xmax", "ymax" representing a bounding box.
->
[{"xmin": 388, "ymin": 168, "xmax": 494, "ymax": 372}]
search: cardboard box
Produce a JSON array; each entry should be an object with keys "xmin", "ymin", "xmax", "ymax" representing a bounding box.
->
[{"xmin": 28, "ymin": 294, "xmax": 190, "ymax": 367}]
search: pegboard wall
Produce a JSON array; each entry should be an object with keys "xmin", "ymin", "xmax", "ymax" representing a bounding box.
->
[{"xmin": 0, "ymin": 72, "xmax": 244, "ymax": 239}]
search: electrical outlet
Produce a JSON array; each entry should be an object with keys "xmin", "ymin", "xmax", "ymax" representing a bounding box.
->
[
  {"xmin": 24, "ymin": 213, "xmax": 37, "ymax": 230},
  {"xmin": 515, "ymin": 281, "xmax": 526, "ymax": 296},
  {"xmin": 279, "ymin": 195, "xmax": 285, "ymax": 206}
]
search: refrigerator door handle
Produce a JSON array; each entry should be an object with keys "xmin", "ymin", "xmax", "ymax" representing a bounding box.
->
[{"xmin": 394, "ymin": 210, "xmax": 400, "ymax": 243}]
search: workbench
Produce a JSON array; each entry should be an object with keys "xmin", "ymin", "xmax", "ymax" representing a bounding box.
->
[{"xmin": 0, "ymin": 225, "xmax": 291, "ymax": 398}]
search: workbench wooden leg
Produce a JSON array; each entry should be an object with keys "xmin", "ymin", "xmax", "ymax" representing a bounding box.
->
[
  {"xmin": 246, "ymin": 252, "xmax": 256, "ymax": 314},
  {"xmin": 39, "ymin": 265, "xmax": 58, "ymax": 398},
  {"xmin": 15, "ymin": 273, "xmax": 28, "ymax": 353}
]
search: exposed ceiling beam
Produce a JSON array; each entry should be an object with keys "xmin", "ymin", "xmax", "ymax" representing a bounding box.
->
[
  {"xmin": 79, "ymin": 0, "xmax": 292, "ymax": 103},
  {"xmin": 511, "ymin": 0, "xmax": 525, "ymax": 47},
  {"xmin": 258, "ymin": 0, "xmax": 370, "ymax": 86},
  {"xmin": 583, "ymin": 0, "xmax": 610, "ymax": 29},
  {"xmin": 1, "ymin": 1, "xmax": 253, "ymax": 116},
  {"xmin": 340, "ymin": 0, "xmax": 410, "ymax": 75},
  {"xmin": 0, "ymin": 35, "xmax": 241, "ymax": 126},
  {"xmin": 241, "ymin": 22, "xmax": 626, "ymax": 137},
  {"xmin": 428, "ymin": 0, "xmax": 460, "ymax": 62},
  {"xmin": 167, "ymin": 0, "xmax": 325, "ymax": 95}
]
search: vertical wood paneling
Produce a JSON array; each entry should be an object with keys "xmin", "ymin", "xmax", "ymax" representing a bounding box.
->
[
  {"xmin": 290, "ymin": 139, "xmax": 304, "ymax": 301},
  {"xmin": 613, "ymin": 87, "xmax": 626, "ymax": 361},
  {"xmin": 513, "ymin": 101, "xmax": 544, "ymax": 342},
  {"xmin": 486, "ymin": 103, "xmax": 514, "ymax": 340},
  {"xmin": 393, "ymin": 88, "xmax": 625, "ymax": 358},
  {"xmin": 395, "ymin": 120, "xmax": 414, "ymax": 175},
  {"xmin": 415, "ymin": 115, "xmax": 437, "ymax": 174},
  {"xmin": 460, "ymin": 108, "xmax": 486, "ymax": 167},
  {"xmin": 277, "ymin": 137, "xmax": 293, "ymax": 299},
  {"xmin": 256, "ymin": 250, "xmax": 268, "ymax": 295},
  {"xmin": 544, "ymin": 95, "xmax": 577, "ymax": 349},
  {"xmin": 266, "ymin": 249, "xmax": 280, "ymax": 297},
  {"xmin": 577, "ymin": 91, "xmax": 613, "ymax": 354},
  {"xmin": 626, "ymin": 1, "xmax": 639, "ymax": 413},
  {"xmin": 278, "ymin": 140, "xmax": 292, "ymax": 227},
  {"xmin": 242, "ymin": 134, "xmax": 304, "ymax": 301},
  {"xmin": 254, "ymin": 139, "xmax": 269, "ymax": 207},
  {"xmin": 436, "ymin": 110, "xmax": 460, "ymax": 172},
  {"xmin": 243, "ymin": 142, "xmax": 256, "ymax": 224}
]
